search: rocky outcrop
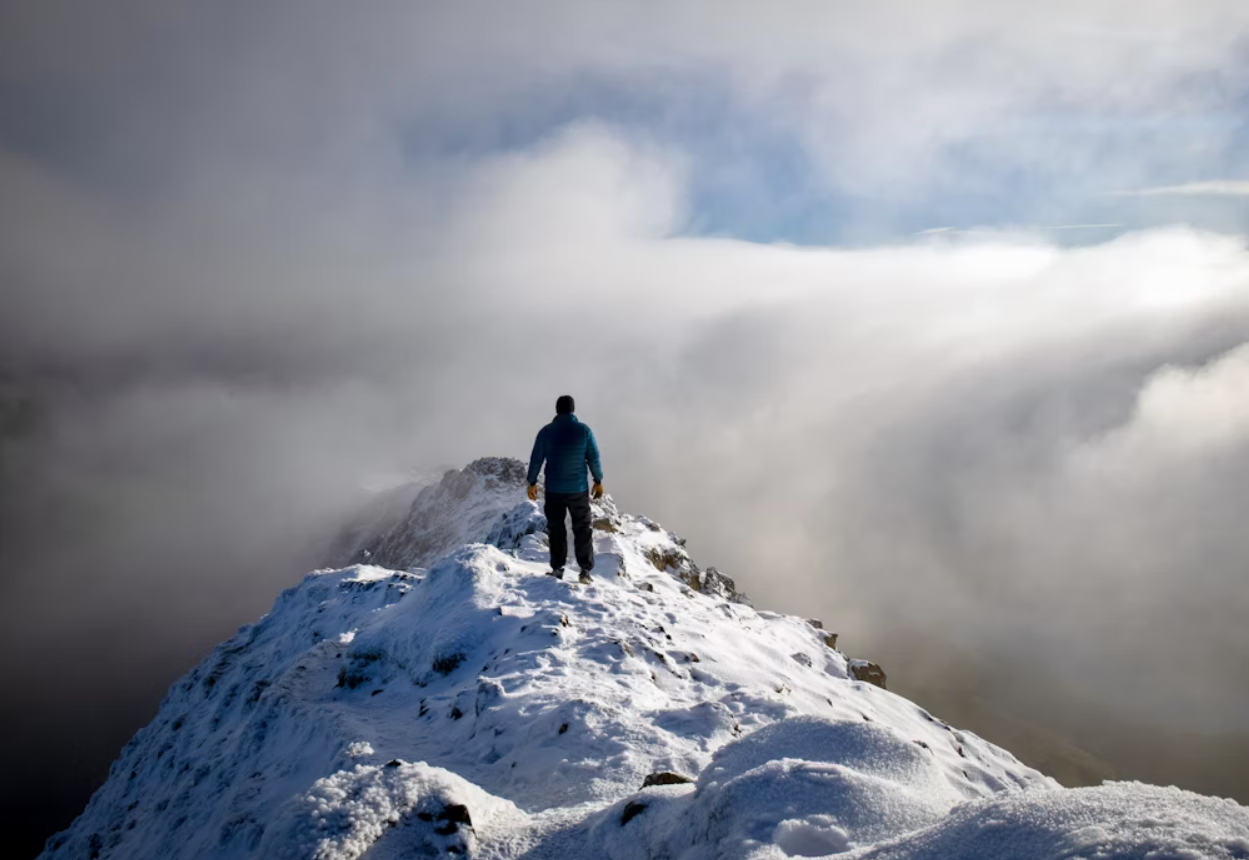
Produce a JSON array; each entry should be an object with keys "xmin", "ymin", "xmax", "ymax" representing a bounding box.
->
[
  {"xmin": 669, "ymin": 560, "xmax": 750, "ymax": 606},
  {"xmin": 807, "ymin": 619, "xmax": 839, "ymax": 650},
  {"xmin": 850, "ymin": 659, "xmax": 888, "ymax": 689}
]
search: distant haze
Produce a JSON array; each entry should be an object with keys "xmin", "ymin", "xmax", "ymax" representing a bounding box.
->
[{"xmin": 4, "ymin": 2, "xmax": 1249, "ymax": 855}]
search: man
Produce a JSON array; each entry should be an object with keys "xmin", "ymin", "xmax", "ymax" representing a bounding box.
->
[{"xmin": 527, "ymin": 395, "xmax": 604, "ymax": 583}]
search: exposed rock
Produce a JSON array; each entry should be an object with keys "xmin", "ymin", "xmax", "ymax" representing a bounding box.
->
[
  {"xmin": 432, "ymin": 651, "xmax": 466, "ymax": 676},
  {"xmin": 850, "ymin": 659, "xmax": 887, "ymax": 689},
  {"xmin": 620, "ymin": 800, "xmax": 648, "ymax": 825},
  {"xmin": 669, "ymin": 560, "xmax": 751, "ymax": 606},
  {"xmin": 642, "ymin": 771, "xmax": 694, "ymax": 788},
  {"xmin": 439, "ymin": 803, "xmax": 473, "ymax": 828},
  {"xmin": 646, "ymin": 547, "xmax": 686, "ymax": 572},
  {"xmin": 700, "ymin": 566, "xmax": 752, "ymax": 605}
]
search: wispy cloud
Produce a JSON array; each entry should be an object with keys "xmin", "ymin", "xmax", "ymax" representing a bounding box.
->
[
  {"xmin": 1112, "ymin": 181, "xmax": 1249, "ymax": 197},
  {"xmin": 5, "ymin": 4, "xmax": 1249, "ymax": 839},
  {"xmin": 915, "ymin": 224, "xmax": 1122, "ymax": 236}
]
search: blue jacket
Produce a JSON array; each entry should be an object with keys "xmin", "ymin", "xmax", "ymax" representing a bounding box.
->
[{"xmin": 527, "ymin": 414, "xmax": 603, "ymax": 494}]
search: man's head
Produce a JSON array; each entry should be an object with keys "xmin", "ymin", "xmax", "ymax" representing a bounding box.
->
[{"xmin": 556, "ymin": 395, "xmax": 575, "ymax": 415}]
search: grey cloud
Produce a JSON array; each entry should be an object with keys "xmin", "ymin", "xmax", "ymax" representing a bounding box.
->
[
  {"xmin": 6, "ymin": 2, "xmax": 1249, "ymax": 852},
  {"xmin": 5, "ymin": 2, "xmax": 1248, "ymax": 209}
]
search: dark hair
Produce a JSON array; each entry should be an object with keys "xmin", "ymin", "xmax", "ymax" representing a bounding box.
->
[{"xmin": 555, "ymin": 395, "xmax": 575, "ymax": 415}]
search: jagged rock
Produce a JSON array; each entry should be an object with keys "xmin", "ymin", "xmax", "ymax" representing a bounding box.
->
[
  {"xmin": 850, "ymin": 659, "xmax": 887, "ymax": 689},
  {"xmin": 822, "ymin": 632, "xmax": 839, "ymax": 650},
  {"xmin": 642, "ymin": 771, "xmax": 694, "ymax": 788},
  {"xmin": 646, "ymin": 547, "xmax": 687, "ymax": 572},
  {"xmin": 669, "ymin": 560, "xmax": 751, "ymax": 606},
  {"xmin": 699, "ymin": 566, "xmax": 751, "ymax": 605}
]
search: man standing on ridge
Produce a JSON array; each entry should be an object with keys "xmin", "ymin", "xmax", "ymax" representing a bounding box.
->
[{"xmin": 527, "ymin": 395, "xmax": 604, "ymax": 584}]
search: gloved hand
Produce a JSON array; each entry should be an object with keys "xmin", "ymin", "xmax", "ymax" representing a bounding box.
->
[
  {"xmin": 592, "ymin": 482, "xmax": 604, "ymax": 499},
  {"xmin": 527, "ymin": 484, "xmax": 539, "ymax": 501}
]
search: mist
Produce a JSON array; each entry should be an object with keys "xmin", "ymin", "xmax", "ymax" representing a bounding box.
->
[{"xmin": 5, "ymin": 1, "xmax": 1249, "ymax": 853}]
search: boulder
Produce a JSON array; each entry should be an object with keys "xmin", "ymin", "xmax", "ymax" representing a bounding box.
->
[{"xmin": 850, "ymin": 660, "xmax": 887, "ymax": 689}]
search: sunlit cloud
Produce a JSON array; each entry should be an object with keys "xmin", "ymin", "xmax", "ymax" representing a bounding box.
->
[
  {"xmin": 1111, "ymin": 181, "xmax": 1249, "ymax": 196},
  {"xmin": 4, "ymin": 3, "xmax": 1249, "ymax": 841},
  {"xmin": 915, "ymin": 224, "xmax": 1123, "ymax": 236}
]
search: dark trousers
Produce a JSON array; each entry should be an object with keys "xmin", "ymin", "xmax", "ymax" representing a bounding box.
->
[{"xmin": 545, "ymin": 490, "xmax": 594, "ymax": 571}]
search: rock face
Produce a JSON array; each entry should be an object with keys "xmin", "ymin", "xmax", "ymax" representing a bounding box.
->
[{"xmin": 40, "ymin": 459, "xmax": 1249, "ymax": 859}]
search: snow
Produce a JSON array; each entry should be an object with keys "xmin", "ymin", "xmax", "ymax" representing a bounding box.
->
[
  {"xmin": 40, "ymin": 458, "xmax": 1249, "ymax": 859},
  {"xmin": 259, "ymin": 761, "xmax": 526, "ymax": 860},
  {"xmin": 847, "ymin": 783, "xmax": 1249, "ymax": 860}
]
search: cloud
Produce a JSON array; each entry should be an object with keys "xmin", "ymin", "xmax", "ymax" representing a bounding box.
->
[
  {"xmin": 5, "ymin": 1, "xmax": 1249, "ymax": 844},
  {"xmin": 829, "ymin": 338, "xmax": 1249, "ymax": 726},
  {"xmin": 1112, "ymin": 181, "xmax": 1249, "ymax": 196},
  {"xmin": 4, "ymin": 2, "xmax": 1249, "ymax": 234},
  {"xmin": 916, "ymin": 224, "xmax": 1122, "ymax": 236},
  {"xmin": 9, "ymin": 122, "xmax": 1248, "ymax": 739}
]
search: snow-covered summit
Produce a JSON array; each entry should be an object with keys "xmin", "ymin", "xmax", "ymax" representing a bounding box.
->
[{"xmin": 41, "ymin": 459, "xmax": 1249, "ymax": 859}]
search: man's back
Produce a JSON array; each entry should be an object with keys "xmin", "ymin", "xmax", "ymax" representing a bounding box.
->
[{"xmin": 529, "ymin": 414, "xmax": 601, "ymax": 494}]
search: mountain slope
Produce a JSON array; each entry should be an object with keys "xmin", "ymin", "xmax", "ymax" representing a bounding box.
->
[{"xmin": 41, "ymin": 459, "xmax": 1249, "ymax": 860}]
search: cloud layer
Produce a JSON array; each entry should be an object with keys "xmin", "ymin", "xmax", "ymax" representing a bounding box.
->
[
  {"xmin": 4, "ymin": 1, "xmax": 1249, "ymax": 850},
  {"xmin": 5, "ymin": 123, "xmax": 1249, "ymax": 724}
]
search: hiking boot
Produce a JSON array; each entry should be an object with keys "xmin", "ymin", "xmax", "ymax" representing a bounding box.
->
[
  {"xmin": 578, "ymin": 571, "xmax": 593, "ymax": 585},
  {"xmin": 547, "ymin": 568, "xmax": 564, "ymax": 579}
]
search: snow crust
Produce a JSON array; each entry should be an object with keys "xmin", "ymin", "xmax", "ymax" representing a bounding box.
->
[{"xmin": 40, "ymin": 458, "xmax": 1249, "ymax": 859}]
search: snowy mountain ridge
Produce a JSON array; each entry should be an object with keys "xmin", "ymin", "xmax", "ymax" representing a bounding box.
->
[{"xmin": 41, "ymin": 458, "xmax": 1249, "ymax": 859}]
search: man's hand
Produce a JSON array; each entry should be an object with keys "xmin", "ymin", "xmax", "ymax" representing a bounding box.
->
[
  {"xmin": 527, "ymin": 484, "xmax": 539, "ymax": 502},
  {"xmin": 592, "ymin": 482, "xmax": 604, "ymax": 499}
]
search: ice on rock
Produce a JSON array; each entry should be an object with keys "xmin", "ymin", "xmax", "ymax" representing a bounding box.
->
[{"xmin": 39, "ymin": 458, "xmax": 1249, "ymax": 859}]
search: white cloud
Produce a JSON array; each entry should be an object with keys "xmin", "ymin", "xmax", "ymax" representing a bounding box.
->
[
  {"xmin": 6, "ymin": 0, "xmax": 1249, "ymax": 794},
  {"xmin": 1112, "ymin": 181, "xmax": 1249, "ymax": 196}
]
